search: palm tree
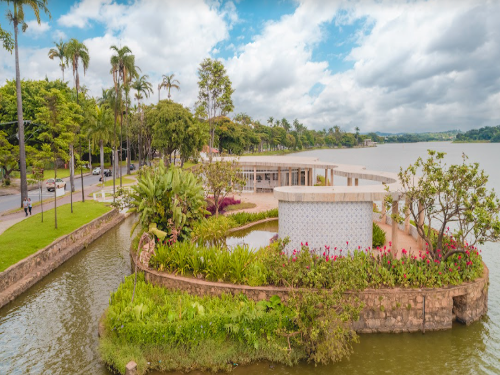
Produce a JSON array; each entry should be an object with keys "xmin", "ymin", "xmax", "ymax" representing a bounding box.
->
[
  {"xmin": 5, "ymin": 0, "xmax": 50, "ymax": 207},
  {"xmin": 355, "ymin": 126, "xmax": 360, "ymax": 145},
  {"xmin": 267, "ymin": 116, "xmax": 274, "ymax": 127},
  {"xmin": 89, "ymin": 104, "xmax": 112, "ymax": 184},
  {"xmin": 132, "ymin": 75, "xmax": 153, "ymax": 168},
  {"xmin": 160, "ymin": 73, "xmax": 180, "ymax": 100},
  {"xmin": 48, "ymin": 39, "xmax": 66, "ymax": 80},
  {"xmin": 110, "ymin": 45, "xmax": 137, "ymax": 195},
  {"xmin": 65, "ymin": 38, "xmax": 89, "ymax": 209}
]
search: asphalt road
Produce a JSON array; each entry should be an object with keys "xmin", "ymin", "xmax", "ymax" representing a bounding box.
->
[{"xmin": 0, "ymin": 166, "xmax": 130, "ymax": 213}]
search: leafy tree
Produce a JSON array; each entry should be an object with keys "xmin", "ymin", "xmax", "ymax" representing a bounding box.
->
[
  {"xmin": 4, "ymin": 0, "xmax": 50, "ymax": 207},
  {"xmin": 48, "ymin": 40, "xmax": 67, "ymax": 80},
  {"xmin": 160, "ymin": 73, "xmax": 180, "ymax": 100},
  {"xmin": 196, "ymin": 58, "xmax": 234, "ymax": 161},
  {"xmin": 36, "ymin": 88, "xmax": 81, "ymax": 228},
  {"xmin": 395, "ymin": 150, "xmax": 500, "ymax": 260},
  {"xmin": 88, "ymin": 104, "xmax": 112, "ymax": 183},
  {"xmin": 195, "ymin": 159, "xmax": 245, "ymax": 217},
  {"xmin": 0, "ymin": 23, "xmax": 13, "ymax": 52},
  {"xmin": 150, "ymin": 100, "xmax": 205, "ymax": 165}
]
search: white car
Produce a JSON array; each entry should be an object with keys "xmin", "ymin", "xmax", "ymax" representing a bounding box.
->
[{"xmin": 92, "ymin": 167, "xmax": 101, "ymax": 175}]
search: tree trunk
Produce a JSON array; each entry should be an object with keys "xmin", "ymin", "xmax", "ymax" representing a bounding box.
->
[
  {"xmin": 80, "ymin": 141, "xmax": 85, "ymax": 202},
  {"xmin": 138, "ymin": 126, "xmax": 142, "ymax": 169},
  {"xmin": 126, "ymin": 109, "xmax": 131, "ymax": 175},
  {"xmin": 100, "ymin": 140, "xmax": 104, "ymax": 185},
  {"xmin": 88, "ymin": 139, "xmax": 92, "ymax": 169},
  {"xmin": 69, "ymin": 143, "xmax": 74, "ymax": 213},
  {"xmin": 113, "ymin": 107, "xmax": 117, "ymax": 204},
  {"xmin": 54, "ymin": 157, "xmax": 57, "ymax": 229},
  {"xmin": 13, "ymin": 19, "xmax": 28, "ymax": 208},
  {"xmin": 119, "ymin": 110, "xmax": 123, "ymax": 187}
]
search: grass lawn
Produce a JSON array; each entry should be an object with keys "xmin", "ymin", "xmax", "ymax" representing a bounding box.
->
[{"xmin": 0, "ymin": 201, "xmax": 112, "ymax": 272}]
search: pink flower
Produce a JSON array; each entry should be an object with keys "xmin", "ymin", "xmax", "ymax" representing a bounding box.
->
[
  {"xmin": 387, "ymin": 260, "xmax": 391, "ymax": 265},
  {"xmin": 305, "ymin": 242, "xmax": 308, "ymax": 246},
  {"xmin": 427, "ymin": 259, "xmax": 430, "ymax": 264},
  {"xmin": 326, "ymin": 256, "xmax": 330, "ymax": 262},
  {"xmin": 323, "ymin": 252, "xmax": 326, "ymax": 256},
  {"xmin": 306, "ymin": 266, "xmax": 310, "ymax": 269},
  {"xmin": 439, "ymin": 272, "xmax": 442, "ymax": 275},
  {"xmin": 282, "ymin": 264, "xmax": 285, "ymax": 267},
  {"xmin": 346, "ymin": 241, "xmax": 349, "ymax": 245},
  {"xmin": 404, "ymin": 274, "xmax": 407, "ymax": 278}
]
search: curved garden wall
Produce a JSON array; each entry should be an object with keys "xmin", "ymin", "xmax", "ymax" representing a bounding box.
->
[{"xmin": 132, "ymin": 253, "xmax": 488, "ymax": 333}]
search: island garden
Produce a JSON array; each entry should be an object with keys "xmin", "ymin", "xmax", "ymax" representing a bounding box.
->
[{"xmin": 99, "ymin": 151, "xmax": 500, "ymax": 375}]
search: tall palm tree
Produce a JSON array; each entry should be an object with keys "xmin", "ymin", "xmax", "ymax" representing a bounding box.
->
[
  {"xmin": 5, "ymin": 0, "xmax": 50, "ymax": 207},
  {"xmin": 160, "ymin": 73, "xmax": 180, "ymax": 100},
  {"xmin": 89, "ymin": 104, "xmax": 112, "ymax": 184},
  {"xmin": 110, "ymin": 45, "xmax": 137, "ymax": 194},
  {"xmin": 355, "ymin": 126, "xmax": 360, "ymax": 145},
  {"xmin": 132, "ymin": 75, "xmax": 153, "ymax": 168},
  {"xmin": 48, "ymin": 39, "xmax": 66, "ymax": 80},
  {"xmin": 65, "ymin": 38, "xmax": 89, "ymax": 209}
]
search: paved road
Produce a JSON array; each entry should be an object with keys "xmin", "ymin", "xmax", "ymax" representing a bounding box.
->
[{"xmin": 0, "ymin": 166, "xmax": 130, "ymax": 213}]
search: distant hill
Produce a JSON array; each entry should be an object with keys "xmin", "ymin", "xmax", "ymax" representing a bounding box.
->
[
  {"xmin": 454, "ymin": 125, "xmax": 500, "ymax": 143},
  {"xmin": 382, "ymin": 130, "xmax": 460, "ymax": 143}
]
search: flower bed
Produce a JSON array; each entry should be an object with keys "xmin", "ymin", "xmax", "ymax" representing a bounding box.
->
[{"xmin": 149, "ymin": 239, "xmax": 484, "ymax": 290}]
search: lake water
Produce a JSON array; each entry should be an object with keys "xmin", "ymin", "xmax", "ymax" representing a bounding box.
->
[{"xmin": 0, "ymin": 142, "xmax": 499, "ymax": 374}]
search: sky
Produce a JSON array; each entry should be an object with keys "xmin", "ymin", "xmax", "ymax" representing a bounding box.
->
[{"xmin": 0, "ymin": 0, "xmax": 499, "ymax": 133}]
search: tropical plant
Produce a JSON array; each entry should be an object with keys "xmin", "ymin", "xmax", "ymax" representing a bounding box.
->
[
  {"xmin": 89, "ymin": 104, "xmax": 112, "ymax": 183},
  {"xmin": 128, "ymin": 163, "xmax": 207, "ymax": 241},
  {"xmin": 372, "ymin": 222, "xmax": 386, "ymax": 248},
  {"xmin": 160, "ymin": 73, "xmax": 180, "ymax": 100},
  {"xmin": 48, "ymin": 39, "xmax": 66, "ymax": 80},
  {"xmin": 65, "ymin": 38, "xmax": 90, "ymax": 209},
  {"xmin": 132, "ymin": 74, "xmax": 153, "ymax": 168},
  {"xmin": 0, "ymin": 23, "xmax": 13, "ymax": 52},
  {"xmin": 4, "ymin": 0, "xmax": 50, "ymax": 207}
]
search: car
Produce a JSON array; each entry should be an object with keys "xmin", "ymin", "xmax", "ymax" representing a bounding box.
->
[
  {"xmin": 46, "ymin": 178, "xmax": 66, "ymax": 192},
  {"xmin": 103, "ymin": 169, "xmax": 112, "ymax": 177},
  {"xmin": 92, "ymin": 167, "xmax": 101, "ymax": 175},
  {"xmin": 130, "ymin": 163, "xmax": 136, "ymax": 170}
]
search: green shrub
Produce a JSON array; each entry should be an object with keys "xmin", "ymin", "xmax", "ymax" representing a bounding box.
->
[
  {"xmin": 192, "ymin": 215, "xmax": 234, "ymax": 247},
  {"xmin": 372, "ymin": 222, "xmax": 386, "ymax": 248},
  {"xmin": 127, "ymin": 164, "xmax": 207, "ymax": 241}
]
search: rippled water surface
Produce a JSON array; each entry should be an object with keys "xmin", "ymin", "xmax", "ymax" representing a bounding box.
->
[{"xmin": 0, "ymin": 142, "xmax": 499, "ymax": 374}]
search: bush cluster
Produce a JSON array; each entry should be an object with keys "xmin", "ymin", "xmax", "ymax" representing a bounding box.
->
[{"xmin": 206, "ymin": 196, "xmax": 241, "ymax": 216}]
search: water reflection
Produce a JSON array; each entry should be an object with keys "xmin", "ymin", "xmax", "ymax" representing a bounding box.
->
[{"xmin": 226, "ymin": 220, "xmax": 278, "ymax": 250}]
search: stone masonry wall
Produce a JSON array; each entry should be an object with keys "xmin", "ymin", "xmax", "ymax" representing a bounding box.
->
[
  {"xmin": 133, "ymin": 254, "xmax": 489, "ymax": 333},
  {"xmin": 0, "ymin": 209, "xmax": 124, "ymax": 309}
]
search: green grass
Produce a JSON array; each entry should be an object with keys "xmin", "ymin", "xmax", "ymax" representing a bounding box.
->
[{"xmin": 0, "ymin": 201, "xmax": 112, "ymax": 272}]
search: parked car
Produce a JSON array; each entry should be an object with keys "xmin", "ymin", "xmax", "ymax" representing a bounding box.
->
[
  {"xmin": 103, "ymin": 169, "xmax": 112, "ymax": 177},
  {"xmin": 130, "ymin": 163, "xmax": 136, "ymax": 170},
  {"xmin": 92, "ymin": 167, "xmax": 101, "ymax": 175},
  {"xmin": 46, "ymin": 178, "xmax": 66, "ymax": 192}
]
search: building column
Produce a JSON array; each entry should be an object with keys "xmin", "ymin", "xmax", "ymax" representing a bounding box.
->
[
  {"xmin": 305, "ymin": 168, "xmax": 308, "ymax": 186},
  {"xmin": 381, "ymin": 200, "xmax": 387, "ymax": 224},
  {"xmin": 324, "ymin": 169, "xmax": 328, "ymax": 186},
  {"xmin": 310, "ymin": 168, "xmax": 313, "ymax": 186},
  {"xmin": 253, "ymin": 166, "xmax": 257, "ymax": 193},
  {"xmin": 355, "ymin": 178, "xmax": 359, "ymax": 186},
  {"xmin": 298, "ymin": 168, "xmax": 301, "ymax": 186},
  {"xmin": 417, "ymin": 201, "xmax": 424, "ymax": 247},
  {"xmin": 330, "ymin": 169, "xmax": 334, "ymax": 186},
  {"xmin": 278, "ymin": 167, "xmax": 281, "ymax": 187},
  {"xmin": 289, "ymin": 167, "xmax": 292, "ymax": 186},
  {"xmin": 392, "ymin": 200, "xmax": 399, "ymax": 253},
  {"xmin": 404, "ymin": 197, "xmax": 411, "ymax": 234},
  {"xmin": 347, "ymin": 177, "xmax": 352, "ymax": 186}
]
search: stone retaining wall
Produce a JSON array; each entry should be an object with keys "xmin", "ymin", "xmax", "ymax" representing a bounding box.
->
[
  {"xmin": 133, "ymin": 254, "xmax": 489, "ymax": 333},
  {"xmin": 0, "ymin": 209, "xmax": 125, "ymax": 309}
]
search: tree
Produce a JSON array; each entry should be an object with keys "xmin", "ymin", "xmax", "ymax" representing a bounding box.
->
[
  {"xmin": 196, "ymin": 58, "xmax": 234, "ymax": 161},
  {"xmin": 132, "ymin": 75, "xmax": 153, "ymax": 169},
  {"xmin": 0, "ymin": 23, "xmax": 13, "ymax": 52},
  {"xmin": 160, "ymin": 73, "xmax": 180, "ymax": 100},
  {"xmin": 150, "ymin": 100, "xmax": 203, "ymax": 165},
  {"xmin": 65, "ymin": 38, "xmax": 89, "ymax": 209},
  {"xmin": 48, "ymin": 40, "xmax": 67, "ymax": 80},
  {"xmin": 36, "ymin": 88, "xmax": 81, "ymax": 228},
  {"xmin": 355, "ymin": 126, "xmax": 360, "ymax": 145},
  {"xmin": 395, "ymin": 150, "xmax": 500, "ymax": 261},
  {"xmin": 4, "ymin": 0, "xmax": 50, "ymax": 207},
  {"xmin": 110, "ymin": 45, "xmax": 137, "ymax": 197},
  {"xmin": 195, "ymin": 159, "xmax": 245, "ymax": 217},
  {"xmin": 89, "ymin": 104, "xmax": 112, "ymax": 184}
]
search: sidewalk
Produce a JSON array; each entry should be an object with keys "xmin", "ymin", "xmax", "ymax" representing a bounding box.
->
[{"xmin": 0, "ymin": 184, "xmax": 103, "ymax": 236}]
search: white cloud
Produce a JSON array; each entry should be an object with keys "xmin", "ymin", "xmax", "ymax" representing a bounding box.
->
[
  {"xmin": 24, "ymin": 20, "xmax": 50, "ymax": 38},
  {"xmin": 52, "ymin": 29, "xmax": 67, "ymax": 41}
]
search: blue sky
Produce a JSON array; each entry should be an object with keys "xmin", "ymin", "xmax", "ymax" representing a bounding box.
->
[{"xmin": 1, "ymin": 0, "xmax": 499, "ymax": 133}]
